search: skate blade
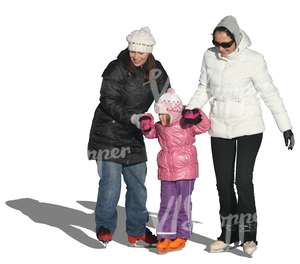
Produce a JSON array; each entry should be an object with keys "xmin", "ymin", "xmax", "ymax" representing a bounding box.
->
[
  {"xmin": 99, "ymin": 241, "xmax": 110, "ymax": 248},
  {"xmin": 167, "ymin": 245, "xmax": 185, "ymax": 252},
  {"xmin": 229, "ymin": 242, "xmax": 241, "ymax": 249},
  {"xmin": 129, "ymin": 241, "xmax": 156, "ymax": 248},
  {"xmin": 210, "ymin": 242, "xmax": 240, "ymax": 253},
  {"xmin": 209, "ymin": 246, "xmax": 230, "ymax": 253}
]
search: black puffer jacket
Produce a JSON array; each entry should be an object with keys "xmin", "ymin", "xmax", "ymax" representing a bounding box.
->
[{"xmin": 88, "ymin": 49, "xmax": 170, "ymax": 165}]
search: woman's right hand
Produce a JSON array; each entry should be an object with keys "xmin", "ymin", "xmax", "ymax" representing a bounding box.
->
[{"xmin": 130, "ymin": 113, "xmax": 144, "ymax": 129}]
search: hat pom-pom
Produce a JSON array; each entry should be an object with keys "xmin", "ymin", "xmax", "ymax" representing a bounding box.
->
[
  {"xmin": 167, "ymin": 88, "xmax": 176, "ymax": 94},
  {"xmin": 141, "ymin": 26, "xmax": 151, "ymax": 33}
]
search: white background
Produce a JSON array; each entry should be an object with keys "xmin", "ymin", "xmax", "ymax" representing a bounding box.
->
[{"xmin": 1, "ymin": 0, "xmax": 299, "ymax": 263}]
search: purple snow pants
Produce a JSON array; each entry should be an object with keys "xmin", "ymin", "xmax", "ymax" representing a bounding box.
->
[{"xmin": 157, "ymin": 180, "xmax": 195, "ymax": 240}]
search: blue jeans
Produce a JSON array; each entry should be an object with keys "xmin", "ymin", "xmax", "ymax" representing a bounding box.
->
[{"xmin": 95, "ymin": 160, "xmax": 149, "ymax": 236}]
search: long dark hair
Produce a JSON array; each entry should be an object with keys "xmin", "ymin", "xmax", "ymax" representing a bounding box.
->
[
  {"xmin": 213, "ymin": 26, "xmax": 235, "ymax": 42},
  {"xmin": 127, "ymin": 51, "xmax": 156, "ymax": 81}
]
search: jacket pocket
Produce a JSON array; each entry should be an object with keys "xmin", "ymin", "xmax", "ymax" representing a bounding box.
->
[
  {"xmin": 245, "ymin": 98, "xmax": 261, "ymax": 117},
  {"xmin": 173, "ymin": 148, "xmax": 196, "ymax": 169},
  {"xmin": 157, "ymin": 150, "xmax": 168, "ymax": 168},
  {"xmin": 211, "ymin": 99, "xmax": 245, "ymax": 119}
]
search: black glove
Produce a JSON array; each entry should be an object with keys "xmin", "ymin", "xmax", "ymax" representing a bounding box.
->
[
  {"xmin": 182, "ymin": 108, "xmax": 202, "ymax": 125},
  {"xmin": 283, "ymin": 129, "xmax": 295, "ymax": 150}
]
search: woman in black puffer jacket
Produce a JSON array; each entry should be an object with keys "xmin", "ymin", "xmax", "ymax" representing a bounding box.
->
[{"xmin": 88, "ymin": 27, "xmax": 170, "ymax": 246}]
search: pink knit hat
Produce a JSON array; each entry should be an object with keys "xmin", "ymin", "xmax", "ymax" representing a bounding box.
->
[{"xmin": 154, "ymin": 88, "xmax": 183, "ymax": 124}]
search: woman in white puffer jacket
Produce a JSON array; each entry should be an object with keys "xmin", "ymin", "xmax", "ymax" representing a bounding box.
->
[{"xmin": 186, "ymin": 15, "xmax": 295, "ymax": 256}]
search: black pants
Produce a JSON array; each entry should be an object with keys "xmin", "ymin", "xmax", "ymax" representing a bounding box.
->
[{"xmin": 211, "ymin": 133, "xmax": 263, "ymax": 244}]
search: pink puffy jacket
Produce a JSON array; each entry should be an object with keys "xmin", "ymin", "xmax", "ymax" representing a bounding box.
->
[{"xmin": 143, "ymin": 110, "xmax": 210, "ymax": 181}]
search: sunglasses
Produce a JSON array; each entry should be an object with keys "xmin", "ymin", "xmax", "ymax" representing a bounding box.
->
[{"xmin": 212, "ymin": 39, "xmax": 235, "ymax": 48}]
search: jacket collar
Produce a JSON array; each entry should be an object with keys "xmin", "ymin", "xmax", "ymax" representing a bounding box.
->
[{"xmin": 117, "ymin": 48, "xmax": 154, "ymax": 71}]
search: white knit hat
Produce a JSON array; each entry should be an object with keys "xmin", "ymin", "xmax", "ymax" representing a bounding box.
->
[
  {"xmin": 154, "ymin": 88, "xmax": 183, "ymax": 124},
  {"xmin": 126, "ymin": 27, "xmax": 156, "ymax": 53}
]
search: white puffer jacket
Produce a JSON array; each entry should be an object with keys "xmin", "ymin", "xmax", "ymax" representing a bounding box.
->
[{"xmin": 187, "ymin": 30, "xmax": 292, "ymax": 139}]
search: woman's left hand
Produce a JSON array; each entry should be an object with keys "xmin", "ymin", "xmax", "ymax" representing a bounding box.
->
[{"xmin": 283, "ymin": 129, "xmax": 295, "ymax": 150}]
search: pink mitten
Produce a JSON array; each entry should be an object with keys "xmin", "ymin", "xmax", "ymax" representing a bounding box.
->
[
  {"xmin": 139, "ymin": 113, "xmax": 154, "ymax": 132},
  {"xmin": 182, "ymin": 108, "xmax": 202, "ymax": 125}
]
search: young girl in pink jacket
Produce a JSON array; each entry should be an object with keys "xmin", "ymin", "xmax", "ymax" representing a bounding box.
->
[{"xmin": 139, "ymin": 88, "xmax": 210, "ymax": 253}]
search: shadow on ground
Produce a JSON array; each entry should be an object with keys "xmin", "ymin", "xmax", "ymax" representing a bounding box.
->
[{"xmin": 5, "ymin": 198, "xmax": 248, "ymax": 256}]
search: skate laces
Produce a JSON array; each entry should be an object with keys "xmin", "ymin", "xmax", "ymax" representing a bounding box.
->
[{"xmin": 244, "ymin": 241, "xmax": 256, "ymax": 248}]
